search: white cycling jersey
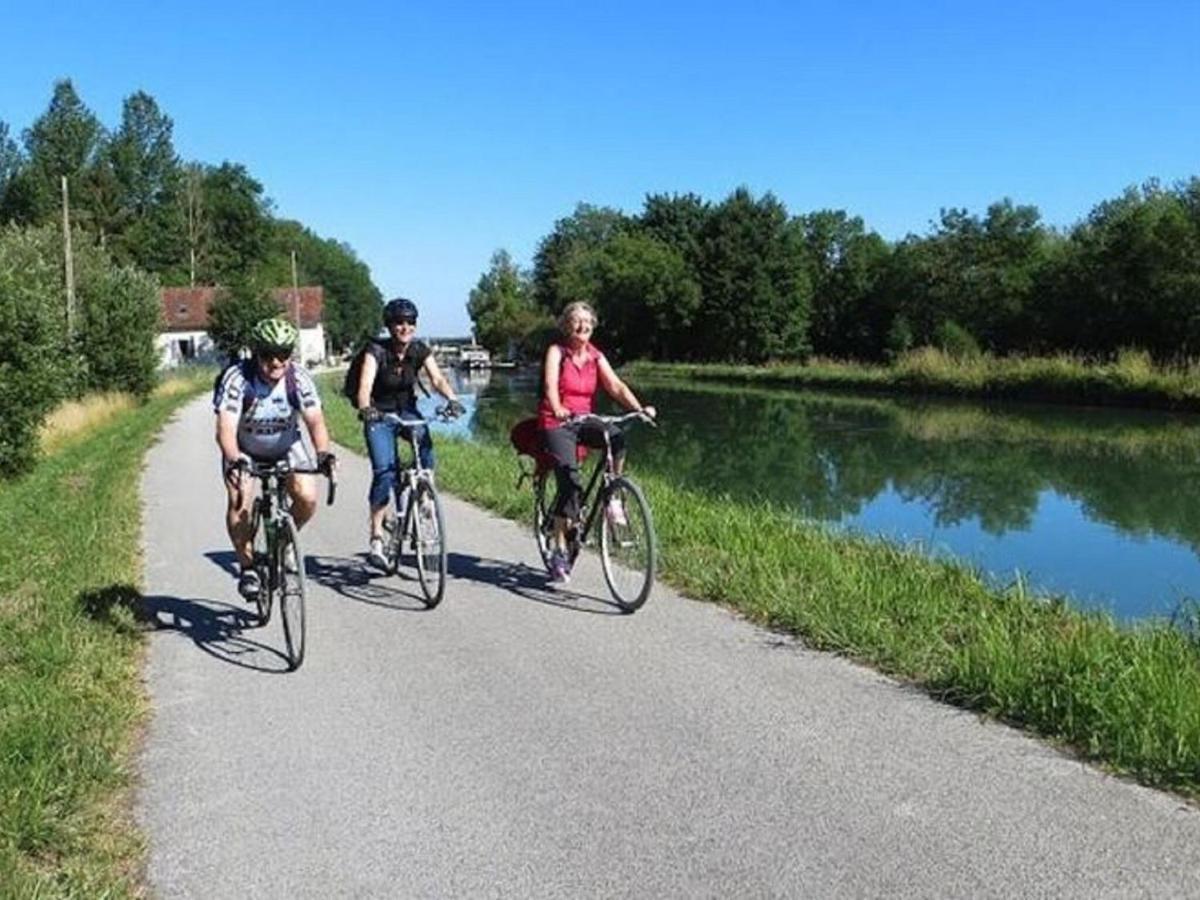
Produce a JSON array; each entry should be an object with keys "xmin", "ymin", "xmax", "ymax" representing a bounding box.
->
[{"xmin": 213, "ymin": 362, "xmax": 322, "ymax": 461}]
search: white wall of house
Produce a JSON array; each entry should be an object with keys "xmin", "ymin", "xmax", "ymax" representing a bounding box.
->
[
  {"xmin": 298, "ymin": 324, "xmax": 326, "ymax": 367},
  {"xmin": 155, "ymin": 326, "xmax": 326, "ymax": 368},
  {"xmin": 156, "ymin": 331, "xmax": 218, "ymax": 368}
]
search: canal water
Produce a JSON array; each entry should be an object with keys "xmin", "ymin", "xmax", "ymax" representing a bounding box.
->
[{"xmin": 441, "ymin": 367, "xmax": 1200, "ymax": 623}]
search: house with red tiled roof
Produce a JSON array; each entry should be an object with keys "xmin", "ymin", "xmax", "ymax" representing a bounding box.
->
[{"xmin": 156, "ymin": 286, "xmax": 327, "ymax": 367}]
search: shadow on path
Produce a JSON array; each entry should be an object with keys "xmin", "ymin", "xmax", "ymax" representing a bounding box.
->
[
  {"xmin": 306, "ymin": 554, "xmax": 431, "ymax": 612},
  {"xmin": 202, "ymin": 550, "xmax": 239, "ymax": 577},
  {"xmin": 139, "ymin": 594, "xmax": 292, "ymax": 673},
  {"xmin": 448, "ymin": 552, "xmax": 626, "ymax": 615}
]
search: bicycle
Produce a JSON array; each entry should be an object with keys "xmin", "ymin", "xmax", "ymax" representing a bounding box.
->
[
  {"xmin": 530, "ymin": 411, "xmax": 658, "ymax": 612},
  {"xmin": 240, "ymin": 458, "xmax": 336, "ymax": 670},
  {"xmin": 378, "ymin": 410, "xmax": 455, "ymax": 607}
]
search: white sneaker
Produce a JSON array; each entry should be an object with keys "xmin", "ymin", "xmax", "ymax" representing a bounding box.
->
[
  {"xmin": 283, "ymin": 545, "xmax": 300, "ymax": 574},
  {"xmin": 368, "ymin": 536, "xmax": 389, "ymax": 570}
]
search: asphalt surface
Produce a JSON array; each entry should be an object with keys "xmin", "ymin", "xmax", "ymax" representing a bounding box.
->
[{"xmin": 137, "ymin": 396, "xmax": 1200, "ymax": 898}]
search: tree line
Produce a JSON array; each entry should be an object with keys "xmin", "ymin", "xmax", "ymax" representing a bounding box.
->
[
  {"xmin": 0, "ymin": 79, "xmax": 382, "ymax": 351},
  {"xmin": 467, "ymin": 180, "xmax": 1200, "ymax": 365},
  {"xmin": 0, "ymin": 79, "xmax": 384, "ymax": 476}
]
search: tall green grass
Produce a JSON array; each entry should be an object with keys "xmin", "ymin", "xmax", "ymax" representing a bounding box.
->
[
  {"xmin": 626, "ymin": 348, "xmax": 1200, "ymax": 412},
  {"xmin": 318, "ymin": 375, "xmax": 1200, "ymax": 796},
  {"xmin": 0, "ymin": 375, "xmax": 208, "ymax": 897}
]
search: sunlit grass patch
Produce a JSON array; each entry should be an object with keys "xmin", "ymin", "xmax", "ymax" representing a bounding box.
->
[
  {"xmin": 38, "ymin": 393, "xmax": 134, "ymax": 455},
  {"xmin": 0, "ymin": 380, "xmax": 205, "ymax": 897}
]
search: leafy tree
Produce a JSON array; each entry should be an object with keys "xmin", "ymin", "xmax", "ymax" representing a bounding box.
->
[
  {"xmin": 198, "ymin": 162, "xmax": 272, "ymax": 283},
  {"xmin": 21, "ymin": 80, "xmax": 105, "ymax": 223},
  {"xmin": 798, "ymin": 209, "xmax": 890, "ymax": 358},
  {"xmin": 696, "ymin": 188, "xmax": 811, "ymax": 362},
  {"xmin": 467, "ymin": 249, "xmax": 546, "ymax": 357},
  {"xmin": 206, "ymin": 281, "xmax": 284, "ymax": 359},
  {"xmin": 532, "ymin": 203, "xmax": 633, "ymax": 315},
  {"xmin": 556, "ymin": 232, "xmax": 700, "ymax": 361},
  {"xmin": 1045, "ymin": 181, "xmax": 1200, "ymax": 358},
  {"xmin": 640, "ymin": 192, "xmax": 710, "ymax": 270},
  {"xmin": 262, "ymin": 219, "xmax": 382, "ymax": 350},
  {"xmin": 106, "ymin": 91, "xmax": 184, "ymax": 273},
  {"xmin": 0, "ymin": 122, "xmax": 20, "ymax": 210}
]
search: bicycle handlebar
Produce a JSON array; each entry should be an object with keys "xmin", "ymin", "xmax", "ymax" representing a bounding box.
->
[
  {"xmin": 380, "ymin": 405, "xmax": 462, "ymax": 428},
  {"xmin": 566, "ymin": 411, "xmax": 657, "ymax": 429},
  {"xmin": 233, "ymin": 457, "xmax": 337, "ymax": 506}
]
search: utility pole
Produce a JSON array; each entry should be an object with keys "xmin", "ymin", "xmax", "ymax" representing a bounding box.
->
[
  {"xmin": 290, "ymin": 250, "xmax": 301, "ymax": 328},
  {"xmin": 61, "ymin": 176, "xmax": 75, "ymax": 336}
]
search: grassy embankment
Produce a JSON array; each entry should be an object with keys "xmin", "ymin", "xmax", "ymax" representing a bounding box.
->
[
  {"xmin": 625, "ymin": 348, "xmax": 1200, "ymax": 411},
  {"xmin": 319, "ymin": 372, "xmax": 1200, "ymax": 798},
  {"xmin": 0, "ymin": 373, "xmax": 210, "ymax": 898}
]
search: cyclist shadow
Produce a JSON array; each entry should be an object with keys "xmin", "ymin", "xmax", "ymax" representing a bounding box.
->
[
  {"xmin": 305, "ymin": 554, "xmax": 432, "ymax": 612},
  {"xmin": 203, "ymin": 550, "xmax": 240, "ymax": 576},
  {"xmin": 447, "ymin": 552, "xmax": 626, "ymax": 615},
  {"xmin": 139, "ymin": 594, "xmax": 293, "ymax": 674}
]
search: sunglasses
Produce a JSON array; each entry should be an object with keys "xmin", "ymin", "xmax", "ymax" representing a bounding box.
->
[
  {"xmin": 390, "ymin": 317, "xmax": 417, "ymax": 327},
  {"xmin": 258, "ymin": 348, "xmax": 292, "ymax": 362}
]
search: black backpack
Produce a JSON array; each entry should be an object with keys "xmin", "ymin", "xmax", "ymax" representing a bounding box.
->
[
  {"xmin": 342, "ymin": 338, "xmax": 432, "ymax": 408},
  {"xmin": 341, "ymin": 338, "xmax": 387, "ymax": 408},
  {"xmin": 213, "ymin": 358, "xmax": 301, "ymax": 412}
]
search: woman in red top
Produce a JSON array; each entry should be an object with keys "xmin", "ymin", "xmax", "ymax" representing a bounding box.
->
[{"xmin": 539, "ymin": 301, "xmax": 655, "ymax": 583}]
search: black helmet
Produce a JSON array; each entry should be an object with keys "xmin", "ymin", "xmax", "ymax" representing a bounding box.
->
[{"xmin": 383, "ymin": 297, "xmax": 419, "ymax": 325}]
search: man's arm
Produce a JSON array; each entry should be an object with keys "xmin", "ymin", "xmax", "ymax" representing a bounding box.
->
[
  {"xmin": 216, "ymin": 410, "xmax": 243, "ymax": 464},
  {"xmin": 302, "ymin": 407, "xmax": 332, "ymax": 457}
]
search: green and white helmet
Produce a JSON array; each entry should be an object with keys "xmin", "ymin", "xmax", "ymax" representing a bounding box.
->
[{"xmin": 250, "ymin": 317, "xmax": 299, "ymax": 352}]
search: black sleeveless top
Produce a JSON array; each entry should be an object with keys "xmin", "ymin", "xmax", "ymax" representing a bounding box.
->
[{"xmin": 367, "ymin": 339, "xmax": 431, "ymax": 412}]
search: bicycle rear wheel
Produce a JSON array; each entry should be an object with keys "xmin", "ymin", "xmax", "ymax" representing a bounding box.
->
[
  {"xmin": 412, "ymin": 481, "xmax": 447, "ymax": 608},
  {"xmin": 278, "ymin": 517, "xmax": 306, "ymax": 670},
  {"xmin": 599, "ymin": 477, "xmax": 656, "ymax": 612}
]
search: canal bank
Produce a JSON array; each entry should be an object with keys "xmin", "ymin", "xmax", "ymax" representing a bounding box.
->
[{"xmin": 318, "ymin": 372, "xmax": 1200, "ymax": 799}]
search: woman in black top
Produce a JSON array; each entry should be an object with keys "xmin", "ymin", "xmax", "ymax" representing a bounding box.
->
[{"xmin": 355, "ymin": 298, "xmax": 463, "ymax": 568}]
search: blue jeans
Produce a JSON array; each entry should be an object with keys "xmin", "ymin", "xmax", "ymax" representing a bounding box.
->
[{"xmin": 364, "ymin": 413, "xmax": 434, "ymax": 509}]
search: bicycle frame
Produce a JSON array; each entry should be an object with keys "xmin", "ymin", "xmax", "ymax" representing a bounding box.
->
[
  {"xmin": 380, "ymin": 413, "xmax": 435, "ymax": 522},
  {"xmin": 555, "ymin": 411, "xmax": 653, "ymax": 546}
]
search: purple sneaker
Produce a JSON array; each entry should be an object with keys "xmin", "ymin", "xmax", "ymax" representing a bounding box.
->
[{"xmin": 548, "ymin": 551, "xmax": 571, "ymax": 584}]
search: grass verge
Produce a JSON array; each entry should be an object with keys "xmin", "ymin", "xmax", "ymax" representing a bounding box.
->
[
  {"xmin": 0, "ymin": 373, "xmax": 210, "ymax": 897},
  {"xmin": 625, "ymin": 348, "xmax": 1200, "ymax": 412},
  {"xmin": 319, "ymin": 374, "xmax": 1200, "ymax": 798}
]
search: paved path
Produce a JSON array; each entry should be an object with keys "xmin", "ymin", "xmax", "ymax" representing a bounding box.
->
[{"xmin": 137, "ymin": 397, "xmax": 1200, "ymax": 898}]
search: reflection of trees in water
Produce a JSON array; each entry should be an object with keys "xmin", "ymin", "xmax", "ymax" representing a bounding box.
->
[{"xmin": 469, "ymin": 374, "xmax": 1200, "ymax": 550}]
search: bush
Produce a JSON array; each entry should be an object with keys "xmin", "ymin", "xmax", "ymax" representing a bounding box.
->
[
  {"xmin": 934, "ymin": 319, "xmax": 982, "ymax": 360},
  {"xmin": 0, "ymin": 226, "xmax": 69, "ymax": 476},
  {"xmin": 76, "ymin": 260, "xmax": 161, "ymax": 397}
]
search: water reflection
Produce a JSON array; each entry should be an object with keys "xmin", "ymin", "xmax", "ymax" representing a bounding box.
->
[{"xmin": 451, "ymin": 369, "xmax": 1200, "ymax": 622}]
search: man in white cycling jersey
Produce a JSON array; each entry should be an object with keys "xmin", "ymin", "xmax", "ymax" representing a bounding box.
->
[{"xmin": 213, "ymin": 316, "xmax": 336, "ymax": 600}]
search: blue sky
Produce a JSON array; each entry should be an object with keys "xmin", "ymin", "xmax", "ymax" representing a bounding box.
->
[{"xmin": 2, "ymin": 0, "xmax": 1197, "ymax": 335}]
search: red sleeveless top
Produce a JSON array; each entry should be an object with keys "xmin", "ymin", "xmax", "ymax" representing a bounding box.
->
[{"xmin": 538, "ymin": 342, "xmax": 604, "ymax": 429}]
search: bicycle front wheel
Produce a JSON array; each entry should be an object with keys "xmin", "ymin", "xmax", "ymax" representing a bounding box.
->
[
  {"xmin": 412, "ymin": 481, "xmax": 447, "ymax": 608},
  {"xmin": 278, "ymin": 517, "xmax": 306, "ymax": 670},
  {"xmin": 252, "ymin": 501, "xmax": 272, "ymax": 626},
  {"xmin": 599, "ymin": 477, "xmax": 656, "ymax": 612}
]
